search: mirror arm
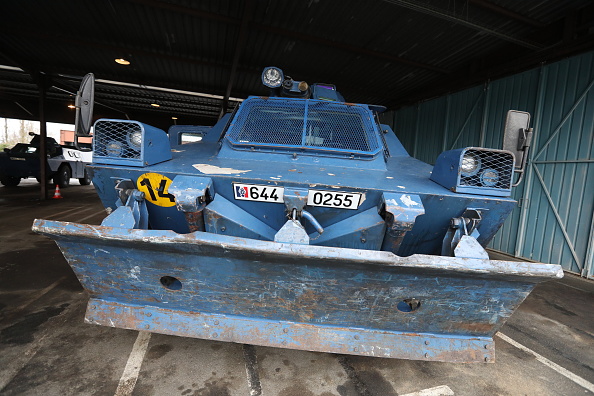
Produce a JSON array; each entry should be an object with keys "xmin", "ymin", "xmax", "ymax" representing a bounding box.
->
[
  {"xmin": 511, "ymin": 127, "xmax": 533, "ymax": 187},
  {"xmin": 512, "ymin": 168, "xmax": 525, "ymax": 187}
]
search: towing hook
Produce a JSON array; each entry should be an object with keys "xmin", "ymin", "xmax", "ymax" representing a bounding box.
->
[
  {"xmin": 289, "ymin": 208, "xmax": 324, "ymax": 234},
  {"xmin": 301, "ymin": 210, "xmax": 324, "ymax": 235}
]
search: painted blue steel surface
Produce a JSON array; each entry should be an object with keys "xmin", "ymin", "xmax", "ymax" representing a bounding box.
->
[
  {"xmin": 386, "ymin": 50, "xmax": 594, "ymax": 274},
  {"xmin": 311, "ymin": 83, "xmax": 344, "ymax": 102},
  {"xmin": 33, "ymin": 70, "xmax": 570, "ymax": 362},
  {"xmin": 169, "ymin": 175, "xmax": 213, "ymax": 212},
  {"xmin": 380, "ymin": 125, "xmax": 409, "ymax": 157},
  {"xmin": 33, "ymin": 219, "xmax": 562, "ymax": 362},
  {"xmin": 0, "ymin": 149, "xmax": 42, "ymax": 178},
  {"xmin": 86, "ymin": 298, "xmax": 495, "ymax": 363},
  {"xmin": 93, "ymin": 119, "xmax": 172, "ymax": 167},
  {"xmin": 168, "ymin": 125, "xmax": 212, "ymax": 147},
  {"xmin": 431, "ymin": 148, "xmax": 513, "ymax": 197},
  {"xmin": 225, "ymin": 97, "xmax": 382, "ymax": 157},
  {"xmin": 88, "ymin": 153, "xmax": 517, "ymax": 255}
]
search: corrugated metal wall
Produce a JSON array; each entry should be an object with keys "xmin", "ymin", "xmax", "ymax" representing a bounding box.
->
[{"xmin": 381, "ymin": 51, "xmax": 594, "ymax": 277}]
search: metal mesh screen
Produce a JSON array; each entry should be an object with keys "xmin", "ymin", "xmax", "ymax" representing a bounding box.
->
[
  {"xmin": 230, "ymin": 100, "xmax": 305, "ymax": 146},
  {"xmin": 226, "ymin": 98, "xmax": 380, "ymax": 155},
  {"xmin": 93, "ymin": 120, "xmax": 142, "ymax": 160},
  {"xmin": 459, "ymin": 149, "xmax": 514, "ymax": 190}
]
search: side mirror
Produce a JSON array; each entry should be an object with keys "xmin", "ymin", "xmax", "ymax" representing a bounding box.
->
[
  {"xmin": 3, "ymin": 148, "xmax": 10, "ymax": 153},
  {"xmin": 502, "ymin": 110, "xmax": 533, "ymax": 186},
  {"xmin": 74, "ymin": 73, "xmax": 95, "ymax": 137}
]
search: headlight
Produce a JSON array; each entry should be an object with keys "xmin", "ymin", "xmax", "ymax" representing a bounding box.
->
[
  {"xmin": 105, "ymin": 141, "xmax": 123, "ymax": 157},
  {"xmin": 460, "ymin": 153, "xmax": 480, "ymax": 176},
  {"xmin": 430, "ymin": 147, "xmax": 515, "ymax": 197},
  {"xmin": 480, "ymin": 168, "xmax": 499, "ymax": 187},
  {"xmin": 262, "ymin": 67, "xmax": 284, "ymax": 88},
  {"xmin": 127, "ymin": 130, "xmax": 142, "ymax": 150}
]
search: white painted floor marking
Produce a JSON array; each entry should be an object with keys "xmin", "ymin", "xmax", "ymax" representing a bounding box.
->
[
  {"xmin": 0, "ymin": 333, "xmax": 48, "ymax": 392},
  {"xmin": 76, "ymin": 209, "xmax": 109, "ymax": 223},
  {"xmin": 0, "ymin": 276, "xmax": 67, "ymax": 332},
  {"xmin": 497, "ymin": 332, "xmax": 594, "ymax": 393},
  {"xmin": 45, "ymin": 207, "xmax": 85, "ymax": 219},
  {"xmin": 401, "ymin": 385, "xmax": 455, "ymax": 396},
  {"xmin": 114, "ymin": 331, "xmax": 152, "ymax": 396},
  {"xmin": 14, "ymin": 276, "xmax": 66, "ymax": 313},
  {"xmin": 556, "ymin": 280, "xmax": 593, "ymax": 294},
  {"xmin": 0, "ymin": 298, "xmax": 74, "ymax": 392}
]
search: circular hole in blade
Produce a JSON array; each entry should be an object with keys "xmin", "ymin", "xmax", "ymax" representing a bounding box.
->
[
  {"xmin": 397, "ymin": 298, "xmax": 421, "ymax": 313},
  {"xmin": 160, "ymin": 276, "xmax": 182, "ymax": 291}
]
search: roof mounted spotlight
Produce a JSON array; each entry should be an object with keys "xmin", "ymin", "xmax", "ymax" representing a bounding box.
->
[{"xmin": 262, "ymin": 66, "xmax": 284, "ymax": 88}]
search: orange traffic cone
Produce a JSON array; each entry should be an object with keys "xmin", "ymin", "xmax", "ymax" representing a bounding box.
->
[{"xmin": 52, "ymin": 184, "xmax": 63, "ymax": 199}]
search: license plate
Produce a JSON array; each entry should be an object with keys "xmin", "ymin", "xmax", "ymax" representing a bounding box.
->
[
  {"xmin": 233, "ymin": 183, "xmax": 284, "ymax": 203},
  {"xmin": 307, "ymin": 190, "xmax": 361, "ymax": 210}
]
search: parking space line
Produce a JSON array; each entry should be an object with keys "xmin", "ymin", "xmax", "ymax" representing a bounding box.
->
[
  {"xmin": 45, "ymin": 206, "xmax": 93, "ymax": 220},
  {"xmin": 0, "ymin": 333, "xmax": 49, "ymax": 392},
  {"xmin": 75, "ymin": 209, "xmax": 108, "ymax": 223},
  {"xmin": 401, "ymin": 385, "xmax": 454, "ymax": 396},
  {"xmin": 114, "ymin": 331, "xmax": 152, "ymax": 396},
  {"xmin": 242, "ymin": 345, "xmax": 262, "ymax": 396},
  {"xmin": 555, "ymin": 281, "xmax": 593, "ymax": 294},
  {"xmin": 14, "ymin": 276, "xmax": 66, "ymax": 314},
  {"xmin": 497, "ymin": 332, "xmax": 594, "ymax": 393},
  {"xmin": 0, "ymin": 276, "xmax": 67, "ymax": 332}
]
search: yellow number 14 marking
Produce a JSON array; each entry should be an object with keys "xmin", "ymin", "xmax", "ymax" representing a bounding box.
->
[{"xmin": 136, "ymin": 172, "xmax": 176, "ymax": 207}]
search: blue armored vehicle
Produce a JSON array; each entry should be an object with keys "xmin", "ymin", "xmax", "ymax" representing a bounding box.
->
[
  {"xmin": 33, "ymin": 69, "xmax": 562, "ymax": 363},
  {"xmin": 0, "ymin": 133, "xmax": 92, "ymax": 187}
]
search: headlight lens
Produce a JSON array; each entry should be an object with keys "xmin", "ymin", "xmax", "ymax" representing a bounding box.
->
[
  {"xmin": 480, "ymin": 168, "xmax": 499, "ymax": 187},
  {"xmin": 460, "ymin": 153, "xmax": 480, "ymax": 176},
  {"xmin": 105, "ymin": 141, "xmax": 123, "ymax": 157},
  {"xmin": 262, "ymin": 67, "xmax": 283, "ymax": 88},
  {"xmin": 127, "ymin": 130, "xmax": 142, "ymax": 150}
]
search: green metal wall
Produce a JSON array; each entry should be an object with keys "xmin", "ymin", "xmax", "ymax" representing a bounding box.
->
[{"xmin": 381, "ymin": 51, "xmax": 594, "ymax": 277}]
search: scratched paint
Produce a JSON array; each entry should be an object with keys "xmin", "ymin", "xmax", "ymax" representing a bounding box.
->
[
  {"xmin": 192, "ymin": 164, "xmax": 251, "ymax": 175},
  {"xmin": 33, "ymin": 75, "xmax": 566, "ymax": 364},
  {"xmin": 33, "ymin": 218, "xmax": 562, "ymax": 362},
  {"xmin": 400, "ymin": 194, "xmax": 420, "ymax": 207}
]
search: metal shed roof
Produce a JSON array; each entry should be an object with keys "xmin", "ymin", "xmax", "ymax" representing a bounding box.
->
[{"xmin": 1, "ymin": 0, "xmax": 593, "ymax": 129}]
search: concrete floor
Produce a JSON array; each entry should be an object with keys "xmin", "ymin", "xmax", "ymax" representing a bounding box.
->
[{"xmin": 1, "ymin": 179, "xmax": 593, "ymax": 396}]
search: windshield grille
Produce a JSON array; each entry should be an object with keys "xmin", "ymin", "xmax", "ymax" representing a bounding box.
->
[{"xmin": 226, "ymin": 97, "xmax": 381, "ymax": 155}]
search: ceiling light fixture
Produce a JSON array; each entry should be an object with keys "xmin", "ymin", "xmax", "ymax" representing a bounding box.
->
[
  {"xmin": 171, "ymin": 117, "xmax": 178, "ymax": 120},
  {"xmin": 151, "ymin": 103, "xmax": 160, "ymax": 107},
  {"xmin": 68, "ymin": 104, "xmax": 76, "ymax": 109},
  {"xmin": 115, "ymin": 58, "xmax": 131, "ymax": 65}
]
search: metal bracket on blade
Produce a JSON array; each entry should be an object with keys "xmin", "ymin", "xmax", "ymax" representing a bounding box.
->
[
  {"xmin": 169, "ymin": 175, "xmax": 214, "ymax": 232},
  {"xmin": 442, "ymin": 209, "xmax": 488, "ymax": 259},
  {"xmin": 283, "ymin": 188, "xmax": 308, "ymax": 217},
  {"xmin": 102, "ymin": 180, "xmax": 148, "ymax": 229},
  {"xmin": 378, "ymin": 192, "xmax": 425, "ymax": 253}
]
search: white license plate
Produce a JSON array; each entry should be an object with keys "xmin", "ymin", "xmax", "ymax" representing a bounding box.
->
[
  {"xmin": 307, "ymin": 190, "xmax": 361, "ymax": 210},
  {"xmin": 233, "ymin": 183, "xmax": 284, "ymax": 203}
]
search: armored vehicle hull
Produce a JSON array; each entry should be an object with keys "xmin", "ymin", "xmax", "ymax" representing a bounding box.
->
[{"xmin": 34, "ymin": 69, "xmax": 562, "ymax": 362}]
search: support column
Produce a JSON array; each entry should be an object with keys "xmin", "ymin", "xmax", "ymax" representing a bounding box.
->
[{"xmin": 37, "ymin": 73, "xmax": 48, "ymax": 200}]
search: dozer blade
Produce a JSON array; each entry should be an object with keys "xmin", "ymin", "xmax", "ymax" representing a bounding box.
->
[{"xmin": 33, "ymin": 219, "xmax": 562, "ymax": 363}]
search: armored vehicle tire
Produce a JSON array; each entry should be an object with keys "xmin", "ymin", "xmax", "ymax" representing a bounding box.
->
[
  {"xmin": 53, "ymin": 165, "xmax": 71, "ymax": 188},
  {"xmin": 0, "ymin": 175, "xmax": 20, "ymax": 187},
  {"xmin": 79, "ymin": 170, "xmax": 91, "ymax": 185}
]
